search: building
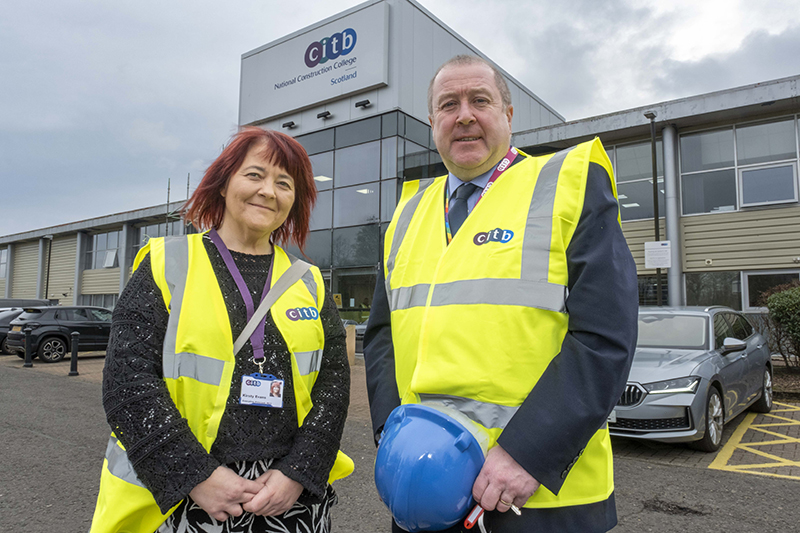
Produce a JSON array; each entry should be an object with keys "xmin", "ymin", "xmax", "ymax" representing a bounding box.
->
[{"xmin": 2, "ymin": 0, "xmax": 799, "ymax": 321}]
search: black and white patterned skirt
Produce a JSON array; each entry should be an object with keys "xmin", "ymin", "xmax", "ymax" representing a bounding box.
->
[{"xmin": 156, "ymin": 460, "xmax": 338, "ymax": 533}]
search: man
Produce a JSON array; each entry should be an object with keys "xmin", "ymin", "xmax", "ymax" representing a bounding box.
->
[{"xmin": 364, "ymin": 55, "xmax": 638, "ymax": 532}]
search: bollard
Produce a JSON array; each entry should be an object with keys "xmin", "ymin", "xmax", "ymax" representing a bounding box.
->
[
  {"xmin": 23, "ymin": 327, "xmax": 33, "ymax": 368},
  {"xmin": 69, "ymin": 331, "xmax": 79, "ymax": 376}
]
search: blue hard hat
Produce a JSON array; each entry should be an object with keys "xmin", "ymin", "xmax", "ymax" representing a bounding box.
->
[{"xmin": 374, "ymin": 403, "xmax": 487, "ymax": 532}]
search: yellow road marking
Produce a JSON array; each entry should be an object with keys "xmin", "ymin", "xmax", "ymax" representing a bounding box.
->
[{"xmin": 709, "ymin": 402, "xmax": 800, "ymax": 480}]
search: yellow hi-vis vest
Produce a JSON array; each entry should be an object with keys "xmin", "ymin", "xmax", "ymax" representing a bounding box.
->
[
  {"xmin": 384, "ymin": 138, "xmax": 617, "ymax": 509},
  {"xmin": 90, "ymin": 233, "xmax": 354, "ymax": 533}
]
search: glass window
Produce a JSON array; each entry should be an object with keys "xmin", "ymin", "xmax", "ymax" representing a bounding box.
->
[
  {"xmin": 85, "ymin": 230, "xmax": 121, "ymax": 270},
  {"xmin": 727, "ymin": 313, "xmax": 753, "ymax": 340},
  {"xmin": 296, "ymin": 128, "xmax": 334, "ymax": 156},
  {"xmin": 381, "ymin": 179, "xmax": 400, "ymax": 222},
  {"xmin": 0, "ymin": 248, "xmax": 7, "ymax": 279},
  {"xmin": 334, "ymin": 141, "xmax": 380, "ymax": 187},
  {"xmin": 286, "ymin": 230, "xmax": 332, "ymax": 269},
  {"xmin": 90, "ymin": 309, "xmax": 112, "ymax": 322},
  {"xmin": 382, "ymin": 112, "xmax": 399, "ymax": 138},
  {"xmin": 73, "ymin": 308, "xmax": 90, "ymax": 320},
  {"xmin": 332, "ymin": 225, "xmax": 380, "ymax": 268},
  {"xmin": 637, "ymin": 274, "xmax": 668, "ymax": 306},
  {"xmin": 309, "ymin": 151, "xmax": 334, "ymax": 191},
  {"xmin": 615, "ymin": 141, "xmax": 663, "ymax": 183},
  {"xmin": 381, "ymin": 137, "xmax": 398, "ymax": 179},
  {"xmin": 617, "ymin": 179, "xmax": 665, "ymax": 221},
  {"xmin": 685, "ymin": 272, "xmax": 742, "ymax": 310},
  {"xmin": 309, "ymin": 190, "xmax": 332, "ymax": 231},
  {"xmin": 680, "ymin": 129, "xmax": 735, "ymax": 173},
  {"xmin": 335, "ymin": 117, "xmax": 381, "ymax": 148},
  {"xmin": 736, "ymin": 119, "xmax": 796, "ymax": 166},
  {"xmin": 740, "ymin": 164, "xmax": 796, "ymax": 206},
  {"xmin": 335, "ymin": 271, "xmax": 377, "ymax": 323},
  {"xmin": 334, "ymin": 183, "xmax": 379, "ymax": 227},
  {"xmin": 714, "ymin": 314, "xmax": 735, "ymax": 349},
  {"xmin": 681, "ymin": 169, "xmax": 736, "ymax": 215},
  {"xmin": 745, "ymin": 272, "xmax": 800, "ymax": 308},
  {"xmin": 402, "ymin": 141, "xmax": 431, "ymax": 180},
  {"xmin": 404, "ymin": 116, "xmax": 431, "ymax": 148}
]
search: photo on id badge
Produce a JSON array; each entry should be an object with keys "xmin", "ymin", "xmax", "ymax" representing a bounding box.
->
[{"xmin": 240, "ymin": 373, "xmax": 284, "ymax": 408}]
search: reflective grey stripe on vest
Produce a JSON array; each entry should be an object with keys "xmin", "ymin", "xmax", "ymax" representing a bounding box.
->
[
  {"xmin": 161, "ymin": 236, "xmax": 224, "ymax": 386},
  {"xmin": 521, "ymin": 147, "xmax": 574, "ymax": 284},
  {"xmin": 389, "ymin": 283, "xmax": 431, "ymax": 311},
  {"xmin": 287, "ymin": 251, "xmax": 319, "ymax": 302},
  {"xmin": 431, "ymin": 278, "xmax": 567, "ymax": 312},
  {"xmin": 418, "ymin": 393, "xmax": 519, "ymax": 430},
  {"xmin": 385, "ymin": 178, "xmax": 436, "ymax": 295},
  {"xmin": 163, "ymin": 351, "xmax": 226, "ymax": 384},
  {"xmin": 389, "ymin": 278, "xmax": 566, "ymax": 312},
  {"xmin": 104, "ymin": 436, "xmax": 145, "ymax": 488},
  {"xmin": 295, "ymin": 349, "xmax": 323, "ymax": 376}
]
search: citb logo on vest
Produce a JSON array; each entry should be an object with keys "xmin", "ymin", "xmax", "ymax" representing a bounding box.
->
[
  {"xmin": 286, "ymin": 307, "xmax": 320, "ymax": 321},
  {"xmin": 304, "ymin": 29, "xmax": 357, "ymax": 68},
  {"xmin": 473, "ymin": 228, "xmax": 514, "ymax": 246}
]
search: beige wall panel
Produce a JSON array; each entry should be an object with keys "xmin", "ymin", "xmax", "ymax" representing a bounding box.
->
[
  {"xmin": 11, "ymin": 241, "xmax": 39, "ymax": 298},
  {"xmin": 682, "ymin": 206, "xmax": 800, "ymax": 272},
  {"xmin": 621, "ymin": 219, "xmax": 667, "ymax": 274},
  {"xmin": 44, "ymin": 235, "xmax": 77, "ymax": 303},
  {"xmin": 81, "ymin": 268, "xmax": 121, "ymax": 295}
]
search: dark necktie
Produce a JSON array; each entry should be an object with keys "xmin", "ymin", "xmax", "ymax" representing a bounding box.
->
[{"xmin": 449, "ymin": 183, "xmax": 480, "ymax": 237}]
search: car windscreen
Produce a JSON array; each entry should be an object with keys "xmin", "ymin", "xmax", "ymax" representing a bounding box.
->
[{"xmin": 637, "ymin": 314, "xmax": 708, "ymax": 350}]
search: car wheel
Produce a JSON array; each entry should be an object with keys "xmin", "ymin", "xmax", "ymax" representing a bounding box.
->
[
  {"xmin": 750, "ymin": 367, "xmax": 773, "ymax": 413},
  {"xmin": 39, "ymin": 336, "xmax": 67, "ymax": 363},
  {"xmin": 689, "ymin": 387, "xmax": 724, "ymax": 452},
  {"xmin": 1, "ymin": 336, "xmax": 9, "ymax": 355}
]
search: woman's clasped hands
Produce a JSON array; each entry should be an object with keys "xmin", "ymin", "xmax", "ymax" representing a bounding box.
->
[{"xmin": 189, "ymin": 465, "xmax": 304, "ymax": 522}]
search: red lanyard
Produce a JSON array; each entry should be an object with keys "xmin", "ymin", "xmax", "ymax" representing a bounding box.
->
[{"xmin": 444, "ymin": 146, "xmax": 518, "ymax": 243}]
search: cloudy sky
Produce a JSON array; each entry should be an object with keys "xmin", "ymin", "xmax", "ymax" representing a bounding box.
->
[{"xmin": 2, "ymin": 0, "xmax": 799, "ymax": 236}]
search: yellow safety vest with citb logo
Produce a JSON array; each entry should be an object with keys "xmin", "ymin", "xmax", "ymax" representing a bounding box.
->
[
  {"xmin": 90, "ymin": 233, "xmax": 354, "ymax": 533},
  {"xmin": 384, "ymin": 138, "xmax": 616, "ymax": 509}
]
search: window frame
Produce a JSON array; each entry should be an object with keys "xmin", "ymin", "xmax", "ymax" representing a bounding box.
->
[
  {"xmin": 737, "ymin": 160, "xmax": 798, "ymax": 208},
  {"xmin": 742, "ymin": 269, "xmax": 800, "ymax": 312},
  {"xmin": 678, "ymin": 115, "xmax": 800, "ymax": 217}
]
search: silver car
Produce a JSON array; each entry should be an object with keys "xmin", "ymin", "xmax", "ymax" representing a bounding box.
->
[{"xmin": 609, "ymin": 306, "xmax": 773, "ymax": 452}]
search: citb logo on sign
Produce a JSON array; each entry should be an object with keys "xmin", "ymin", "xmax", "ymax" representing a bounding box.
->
[
  {"xmin": 473, "ymin": 228, "xmax": 514, "ymax": 246},
  {"xmin": 305, "ymin": 28, "xmax": 357, "ymax": 68},
  {"xmin": 286, "ymin": 307, "xmax": 320, "ymax": 321},
  {"xmin": 245, "ymin": 379, "xmax": 261, "ymax": 387}
]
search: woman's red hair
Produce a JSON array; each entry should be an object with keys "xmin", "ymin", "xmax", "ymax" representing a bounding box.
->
[{"xmin": 183, "ymin": 127, "xmax": 316, "ymax": 250}]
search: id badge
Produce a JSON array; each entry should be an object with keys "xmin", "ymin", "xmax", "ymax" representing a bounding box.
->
[{"xmin": 240, "ymin": 373, "xmax": 284, "ymax": 408}]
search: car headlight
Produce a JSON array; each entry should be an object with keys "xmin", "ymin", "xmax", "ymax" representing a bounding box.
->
[{"xmin": 643, "ymin": 377, "xmax": 700, "ymax": 394}]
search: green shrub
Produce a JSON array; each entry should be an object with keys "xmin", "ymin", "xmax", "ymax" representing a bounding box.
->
[{"xmin": 767, "ymin": 286, "xmax": 800, "ymax": 368}]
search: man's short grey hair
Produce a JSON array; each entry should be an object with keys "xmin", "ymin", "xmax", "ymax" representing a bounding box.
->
[{"xmin": 427, "ymin": 55, "xmax": 512, "ymax": 115}]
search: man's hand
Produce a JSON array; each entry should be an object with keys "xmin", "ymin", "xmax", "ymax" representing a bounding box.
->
[
  {"xmin": 188, "ymin": 466, "xmax": 263, "ymax": 522},
  {"xmin": 472, "ymin": 444, "xmax": 539, "ymax": 512},
  {"xmin": 242, "ymin": 469, "xmax": 304, "ymax": 517}
]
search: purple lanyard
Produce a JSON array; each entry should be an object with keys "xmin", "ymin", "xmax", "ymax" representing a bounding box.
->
[{"xmin": 208, "ymin": 229, "xmax": 274, "ymax": 365}]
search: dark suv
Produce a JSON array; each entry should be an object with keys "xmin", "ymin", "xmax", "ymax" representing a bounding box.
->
[
  {"xmin": 6, "ymin": 306, "xmax": 113, "ymax": 363},
  {"xmin": 0, "ymin": 308, "xmax": 25, "ymax": 354}
]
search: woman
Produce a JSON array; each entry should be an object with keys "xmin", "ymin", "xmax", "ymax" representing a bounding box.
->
[{"xmin": 90, "ymin": 128, "xmax": 352, "ymax": 533}]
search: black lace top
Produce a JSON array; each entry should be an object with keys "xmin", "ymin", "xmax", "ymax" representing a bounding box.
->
[{"xmin": 102, "ymin": 236, "xmax": 349, "ymax": 513}]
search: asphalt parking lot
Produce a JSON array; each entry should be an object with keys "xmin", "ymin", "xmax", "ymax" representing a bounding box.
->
[{"xmin": 2, "ymin": 352, "xmax": 799, "ymax": 533}]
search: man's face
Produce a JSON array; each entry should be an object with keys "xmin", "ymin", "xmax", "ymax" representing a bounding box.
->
[{"xmin": 429, "ymin": 63, "xmax": 513, "ymax": 181}]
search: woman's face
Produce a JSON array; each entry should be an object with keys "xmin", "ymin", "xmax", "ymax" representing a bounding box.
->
[{"xmin": 221, "ymin": 142, "xmax": 296, "ymax": 239}]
